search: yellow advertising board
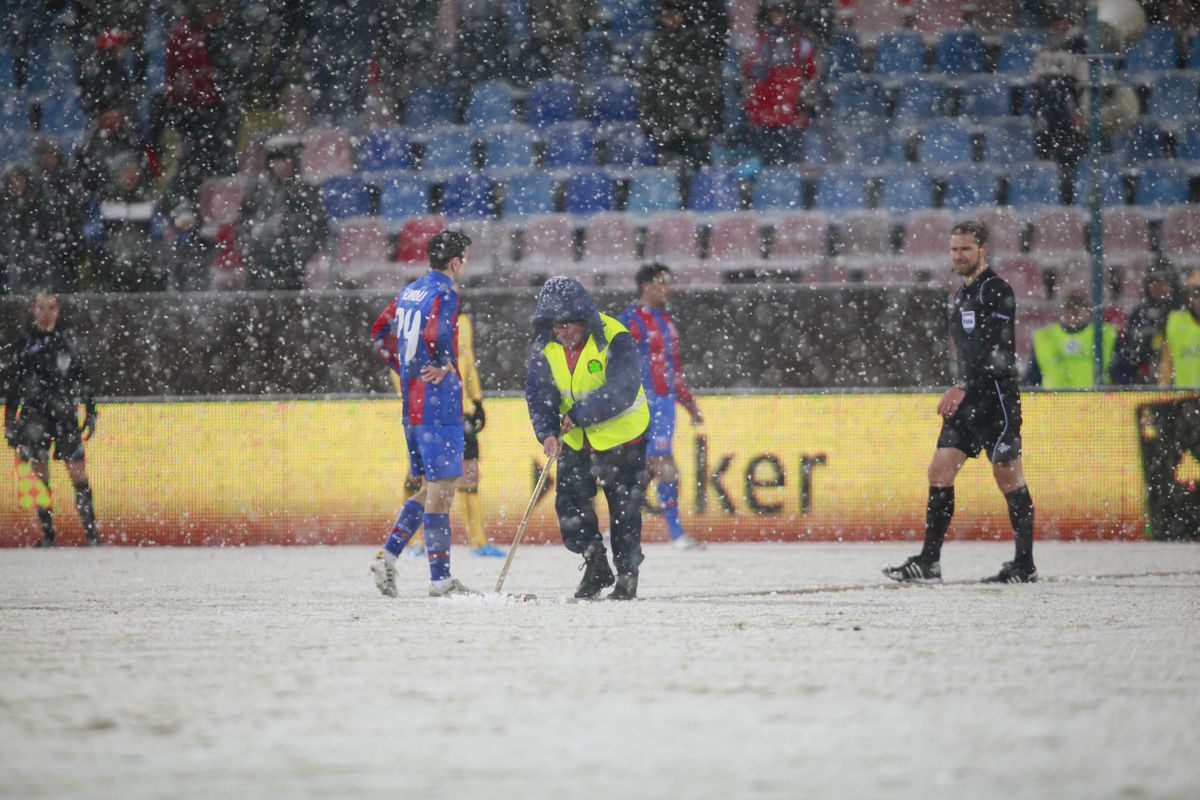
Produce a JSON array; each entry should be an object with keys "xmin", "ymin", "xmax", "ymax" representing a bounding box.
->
[{"xmin": 0, "ymin": 393, "xmax": 1168, "ymax": 546}]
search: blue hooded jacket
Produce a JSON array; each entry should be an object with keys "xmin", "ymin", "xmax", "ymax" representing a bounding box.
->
[{"xmin": 525, "ymin": 276, "xmax": 644, "ymax": 446}]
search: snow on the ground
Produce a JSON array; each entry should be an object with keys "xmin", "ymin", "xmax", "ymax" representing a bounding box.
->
[{"xmin": 1, "ymin": 542, "xmax": 1198, "ymax": 800}]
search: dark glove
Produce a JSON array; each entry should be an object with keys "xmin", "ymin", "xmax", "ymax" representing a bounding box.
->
[
  {"xmin": 471, "ymin": 402, "xmax": 486, "ymax": 434},
  {"xmin": 83, "ymin": 409, "xmax": 97, "ymax": 441}
]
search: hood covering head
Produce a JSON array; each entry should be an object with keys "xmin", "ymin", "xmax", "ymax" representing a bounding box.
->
[{"xmin": 531, "ymin": 276, "xmax": 606, "ymax": 347}]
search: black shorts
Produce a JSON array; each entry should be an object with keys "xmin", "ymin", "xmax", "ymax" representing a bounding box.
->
[
  {"xmin": 936, "ymin": 381, "xmax": 1023, "ymax": 463},
  {"xmin": 14, "ymin": 409, "xmax": 85, "ymax": 463},
  {"xmin": 463, "ymin": 426, "xmax": 480, "ymax": 462}
]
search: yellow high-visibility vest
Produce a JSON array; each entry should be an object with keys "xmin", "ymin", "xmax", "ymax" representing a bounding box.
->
[
  {"xmin": 1031, "ymin": 322, "xmax": 1117, "ymax": 387},
  {"xmin": 1165, "ymin": 310, "xmax": 1200, "ymax": 387}
]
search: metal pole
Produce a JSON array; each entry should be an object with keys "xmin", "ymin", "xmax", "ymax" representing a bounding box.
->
[{"xmin": 1086, "ymin": 1, "xmax": 1106, "ymax": 385}]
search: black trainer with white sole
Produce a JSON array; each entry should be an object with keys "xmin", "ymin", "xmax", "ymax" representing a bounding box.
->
[
  {"xmin": 981, "ymin": 560, "xmax": 1038, "ymax": 583},
  {"xmin": 882, "ymin": 556, "xmax": 942, "ymax": 583}
]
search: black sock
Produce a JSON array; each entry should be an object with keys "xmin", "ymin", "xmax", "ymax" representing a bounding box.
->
[
  {"xmin": 919, "ymin": 486, "xmax": 954, "ymax": 563},
  {"xmin": 1005, "ymin": 486, "xmax": 1035, "ymax": 567},
  {"xmin": 36, "ymin": 507, "xmax": 54, "ymax": 542},
  {"xmin": 74, "ymin": 482, "xmax": 98, "ymax": 541}
]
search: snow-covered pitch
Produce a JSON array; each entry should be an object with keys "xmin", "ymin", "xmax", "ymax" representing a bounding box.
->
[{"xmin": 2, "ymin": 541, "xmax": 1198, "ymax": 800}]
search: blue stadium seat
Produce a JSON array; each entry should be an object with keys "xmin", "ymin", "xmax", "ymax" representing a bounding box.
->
[
  {"xmin": 879, "ymin": 165, "xmax": 934, "ymax": 212},
  {"xmin": 482, "ymin": 124, "xmax": 538, "ymax": 172},
  {"xmin": 379, "ymin": 176, "xmax": 431, "ymax": 220},
  {"xmin": 934, "ymin": 31, "xmax": 987, "ymax": 76},
  {"xmin": 919, "ymin": 119, "xmax": 976, "ymax": 164},
  {"xmin": 1116, "ymin": 118, "xmax": 1171, "ymax": 163},
  {"xmin": 37, "ymin": 90, "xmax": 85, "ymax": 135},
  {"xmin": 360, "ymin": 128, "xmax": 416, "ymax": 172},
  {"xmin": 1073, "ymin": 159, "xmax": 1128, "ymax": 206},
  {"xmin": 421, "ymin": 126, "xmax": 477, "ymax": 173},
  {"xmin": 996, "ymin": 30, "xmax": 1046, "ymax": 75},
  {"xmin": 1006, "ymin": 161, "xmax": 1061, "ymax": 207},
  {"xmin": 1146, "ymin": 71, "xmax": 1200, "ymax": 120},
  {"xmin": 958, "ymin": 76, "xmax": 1014, "ymax": 119},
  {"xmin": 25, "ymin": 47, "xmax": 73, "ymax": 95},
  {"xmin": 564, "ymin": 169, "xmax": 614, "ymax": 215},
  {"xmin": 813, "ymin": 166, "xmax": 868, "ymax": 212},
  {"xmin": 891, "ymin": 76, "xmax": 949, "ymax": 124},
  {"xmin": 1191, "ymin": 33, "xmax": 1200, "ymax": 69},
  {"xmin": 1176, "ymin": 117, "xmax": 1200, "ymax": 160},
  {"xmin": 799, "ymin": 122, "xmax": 838, "ymax": 165},
  {"xmin": 843, "ymin": 123, "xmax": 908, "ymax": 166},
  {"xmin": 687, "ymin": 167, "xmax": 740, "ymax": 213},
  {"xmin": 1123, "ymin": 25, "xmax": 1178, "ymax": 74},
  {"xmin": 626, "ymin": 167, "xmax": 681, "ymax": 214},
  {"xmin": 322, "ymin": 175, "xmax": 373, "ymax": 221},
  {"xmin": 600, "ymin": 122, "xmax": 656, "ymax": 166},
  {"xmin": 0, "ymin": 50, "xmax": 15, "ymax": 92},
  {"xmin": 0, "ymin": 91, "xmax": 28, "ymax": 138},
  {"xmin": 582, "ymin": 29, "xmax": 615, "ymax": 81},
  {"xmin": 440, "ymin": 172, "xmax": 494, "ymax": 219},
  {"xmin": 983, "ymin": 119, "xmax": 1036, "ymax": 163},
  {"xmin": 527, "ymin": 77, "xmax": 579, "ymax": 128},
  {"xmin": 466, "ymin": 81, "xmax": 517, "ymax": 127},
  {"xmin": 542, "ymin": 121, "xmax": 596, "ymax": 169},
  {"xmin": 833, "ymin": 75, "xmax": 887, "ymax": 122},
  {"xmin": 752, "ymin": 167, "xmax": 805, "ymax": 211},
  {"xmin": 942, "ymin": 165, "xmax": 999, "ymax": 210},
  {"xmin": 0, "ymin": 132, "xmax": 29, "ymax": 166},
  {"xmin": 501, "ymin": 170, "xmax": 557, "ymax": 217},
  {"xmin": 1134, "ymin": 163, "xmax": 1190, "ymax": 206},
  {"xmin": 874, "ymin": 31, "xmax": 925, "ymax": 77},
  {"xmin": 827, "ymin": 29, "xmax": 863, "ymax": 79},
  {"xmin": 404, "ymin": 84, "xmax": 457, "ymax": 129},
  {"xmin": 587, "ymin": 77, "xmax": 638, "ymax": 124}
]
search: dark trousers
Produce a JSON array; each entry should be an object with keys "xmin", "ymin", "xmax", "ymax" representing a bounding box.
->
[{"xmin": 555, "ymin": 439, "xmax": 647, "ymax": 575}]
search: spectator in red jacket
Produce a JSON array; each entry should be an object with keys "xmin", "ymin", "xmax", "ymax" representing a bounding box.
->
[{"xmin": 740, "ymin": 0, "xmax": 819, "ymax": 164}]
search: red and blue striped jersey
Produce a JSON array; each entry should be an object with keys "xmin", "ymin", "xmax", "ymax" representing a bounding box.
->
[
  {"xmin": 371, "ymin": 270, "xmax": 463, "ymax": 426},
  {"xmin": 618, "ymin": 304, "xmax": 697, "ymax": 410}
]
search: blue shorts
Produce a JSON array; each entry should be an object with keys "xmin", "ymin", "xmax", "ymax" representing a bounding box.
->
[
  {"xmin": 405, "ymin": 424, "xmax": 464, "ymax": 481},
  {"xmin": 646, "ymin": 395, "xmax": 676, "ymax": 459}
]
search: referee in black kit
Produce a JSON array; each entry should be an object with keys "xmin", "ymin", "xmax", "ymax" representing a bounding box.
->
[{"xmin": 884, "ymin": 220, "xmax": 1037, "ymax": 584}]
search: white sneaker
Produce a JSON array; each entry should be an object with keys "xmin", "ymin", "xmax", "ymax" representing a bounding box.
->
[
  {"xmin": 371, "ymin": 551, "xmax": 398, "ymax": 597},
  {"xmin": 428, "ymin": 577, "xmax": 479, "ymax": 597},
  {"xmin": 670, "ymin": 534, "xmax": 705, "ymax": 551}
]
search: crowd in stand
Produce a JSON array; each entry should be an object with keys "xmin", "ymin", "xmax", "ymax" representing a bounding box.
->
[{"xmin": 0, "ymin": 0, "xmax": 1198, "ymax": 301}]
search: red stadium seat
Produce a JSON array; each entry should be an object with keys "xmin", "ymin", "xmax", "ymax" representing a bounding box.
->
[
  {"xmin": 1160, "ymin": 206, "xmax": 1200, "ymax": 268},
  {"xmin": 198, "ymin": 177, "xmax": 248, "ymax": 235},
  {"xmin": 335, "ymin": 218, "xmax": 391, "ymax": 275},
  {"xmin": 519, "ymin": 214, "xmax": 577, "ymax": 277},
  {"xmin": 459, "ymin": 220, "xmax": 515, "ymax": 278},
  {"xmin": 768, "ymin": 211, "xmax": 828, "ymax": 279},
  {"xmin": 707, "ymin": 213, "xmax": 765, "ymax": 269},
  {"xmin": 900, "ymin": 209, "xmax": 955, "ymax": 261},
  {"xmin": 395, "ymin": 215, "xmax": 446, "ymax": 264},
  {"xmin": 580, "ymin": 212, "xmax": 640, "ymax": 286},
  {"xmin": 1030, "ymin": 207, "xmax": 1088, "ymax": 259},
  {"xmin": 1101, "ymin": 207, "xmax": 1151, "ymax": 259},
  {"xmin": 301, "ymin": 128, "xmax": 355, "ymax": 184},
  {"xmin": 973, "ymin": 207, "xmax": 1023, "ymax": 260}
]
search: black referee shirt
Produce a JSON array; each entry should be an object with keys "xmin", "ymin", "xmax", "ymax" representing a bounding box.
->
[{"xmin": 950, "ymin": 267, "xmax": 1019, "ymax": 389}]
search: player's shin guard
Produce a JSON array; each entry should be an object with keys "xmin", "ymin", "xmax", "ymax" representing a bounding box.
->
[
  {"xmin": 458, "ymin": 487, "xmax": 485, "ymax": 549},
  {"xmin": 657, "ymin": 480, "xmax": 685, "ymax": 540},
  {"xmin": 383, "ymin": 500, "xmax": 424, "ymax": 562},
  {"xmin": 919, "ymin": 486, "xmax": 955, "ymax": 563},
  {"xmin": 423, "ymin": 513, "xmax": 452, "ymax": 582},
  {"xmin": 1005, "ymin": 486, "xmax": 1035, "ymax": 567},
  {"xmin": 74, "ymin": 481, "xmax": 98, "ymax": 542}
]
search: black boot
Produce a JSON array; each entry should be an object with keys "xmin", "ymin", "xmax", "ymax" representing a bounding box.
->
[
  {"xmin": 574, "ymin": 542, "xmax": 615, "ymax": 599},
  {"xmin": 608, "ymin": 570, "xmax": 638, "ymax": 600}
]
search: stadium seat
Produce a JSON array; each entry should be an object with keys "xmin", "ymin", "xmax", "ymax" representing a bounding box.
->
[
  {"xmin": 832, "ymin": 75, "xmax": 887, "ymax": 122},
  {"xmin": 891, "ymin": 76, "xmax": 950, "ymax": 124},
  {"xmin": 880, "ymin": 165, "xmax": 935, "ymax": 213},
  {"xmin": 941, "ymin": 165, "xmax": 999, "ymax": 210},
  {"xmin": 983, "ymin": 119, "xmax": 1036, "ymax": 163},
  {"xmin": 582, "ymin": 28, "xmax": 615, "ymax": 82},
  {"xmin": 1146, "ymin": 71, "xmax": 1200, "ymax": 120},
  {"xmin": 519, "ymin": 214, "xmax": 577, "ymax": 272},
  {"xmin": 626, "ymin": 167, "xmax": 682, "ymax": 215},
  {"xmin": 542, "ymin": 121, "xmax": 596, "ymax": 169},
  {"xmin": 395, "ymin": 215, "xmax": 446, "ymax": 263},
  {"xmin": 301, "ymin": 128, "xmax": 355, "ymax": 183},
  {"xmin": 958, "ymin": 76, "xmax": 1014, "ymax": 119},
  {"xmin": 420, "ymin": 126, "xmax": 477, "ymax": 173},
  {"xmin": 1117, "ymin": 118, "xmax": 1172, "ymax": 163},
  {"xmin": 833, "ymin": 209, "xmax": 895, "ymax": 268},
  {"xmin": 1160, "ymin": 206, "xmax": 1200, "ymax": 266},
  {"xmin": 25, "ymin": 46, "xmax": 73, "ymax": 94},
  {"xmin": 827, "ymin": 29, "xmax": 863, "ymax": 79},
  {"xmin": 37, "ymin": 89, "xmax": 84, "ymax": 135},
  {"xmin": 973, "ymin": 207, "xmax": 1024, "ymax": 259},
  {"xmin": 378, "ymin": 175, "xmax": 431, "ymax": 221},
  {"xmin": 527, "ymin": 77, "xmax": 579, "ymax": 128},
  {"xmin": 587, "ymin": 77, "xmax": 639, "ymax": 124},
  {"xmin": 198, "ymin": 177, "xmax": 248, "ymax": 234},
  {"xmin": 0, "ymin": 131, "xmax": 29, "ymax": 167},
  {"xmin": 813, "ymin": 166, "xmax": 868, "ymax": 212},
  {"xmin": 768, "ymin": 211, "xmax": 828, "ymax": 274},
  {"xmin": 933, "ymin": 30, "xmax": 987, "ymax": 76},
  {"xmin": 1176, "ymin": 117, "xmax": 1200, "ymax": 160},
  {"xmin": 688, "ymin": 167, "xmax": 741, "ymax": 213},
  {"xmin": 322, "ymin": 175, "xmax": 373, "ymax": 222},
  {"xmin": 466, "ymin": 80, "xmax": 517, "ymax": 127},
  {"xmin": 458, "ymin": 219, "xmax": 514, "ymax": 274},
  {"xmin": 439, "ymin": 172, "xmax": 494, "ymax": 219},
  {"xmin": 579, "ymin": 212, "xmax": 639, "ymax": 281},
  {"xmin": 1100, "ymin": 206, "xmax": 1152, "ymax": 258},
  {"xmin": 563, "ymin": 169, "xmax": 614, "ymax": 216},
  {"xmin": 334, "ymin": 217, "xmax": 391, "ymax": 274},
  {"xmin": 599, "ymin": 122, "xmax": 656, "ymax": 166},
  {"xmin": 996, "ymin": 30, "xmax": 1046, "ymax": 75},
  {"xmin": 1123, "ymin": 25, "xmax": 1178, "ymax": 74},
  {"xmin": 899, "ymin": 208, "xmax": 954, "ymax": 261},
  {"xmin": 1134, "ymin": 163, "xmax": 1190, "ymax": 207},
  {"xmin": 644, "ymin": 211, "xmax": 700, "ymax": 264},
  {"xmin": 404, "ymin": 84, "xmax": 457, "ymax": 129},
  {"xmin": 501, "ymin": 170, "xmax": 557, "ymax": 217},
  {"xmin": 1005, "ymin": 161, "xmax": 1062, "ymax": 207},
  {"xmin": 918, "ymin": 119, "xmax": 976, "ymax": 164},
  {"xmin": 1191, "ymin": 32, "xmax": 1200, "ymax": 70},
  {"xmin": 707, "ymin": 212, "xmax": 765, "ymax": 269},
  {"xmin": 1073, "ymin": 159, "xmax": 1128, "ymax": 206},
  {"xmin": 360, "ymin": 128, "xmax": 416, "ymax": 173},
  {"xmin": 874, "ymin": 31, "xmax": 926, "ymax": 77},
  {"xmin": 481, "ymin": 124, "xmax": 538, "ymax": 173},
  {"xmin": 752, "ymin": 167, "xmax": 805, "ymax": 212},
  {"xmin": 843, "ymin": 123, "xmax": 908, "ymax": 166},
  {"xmin": 1030, "ymin": 207, "xmax": 1088, "ymax": 258}
]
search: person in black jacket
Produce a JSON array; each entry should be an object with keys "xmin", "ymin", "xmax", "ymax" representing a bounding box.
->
[
  {"xmin": 883, "ymin": 220, "xmax": 1037, "ymax": 584},
  {"xmin": 4, "ymin": 289, "xmax": 101, "ymax": 546}
]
